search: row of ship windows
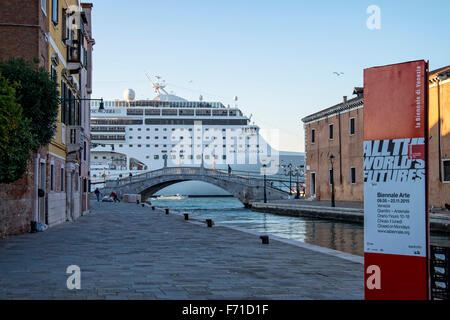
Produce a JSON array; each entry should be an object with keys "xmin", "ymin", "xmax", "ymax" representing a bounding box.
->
[
  {"xmin": 95, "ymin": 155, "xmax": 228, "ymax": 160},
  {"xmin": 128, "ymin": 128, "xmax": 231, "ymax": 131},
  {"xmin": 90, "ymin": 119, "xmax": 248, "ymax": 125},
  {"xmin": 94, "ymin": 144, "xmax": 259, "ymax": 148},
  {"xmin": 128, "ymin": 136, "xmax": 248, "ymax": 140},
  {"xmin": 91, "ymin": 127, "xmax": 247, "ymax": 132}
]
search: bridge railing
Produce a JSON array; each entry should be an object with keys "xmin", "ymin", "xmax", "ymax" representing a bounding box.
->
[{"xmin": 104, "ymin": 166, "xmax": 272, "ymax": 189}]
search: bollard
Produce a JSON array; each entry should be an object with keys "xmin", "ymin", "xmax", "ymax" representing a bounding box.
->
[
  {"xmin": 260, "ymin": 235, "xmax": 269, "ymax": 244},
  {"xmin": 184, "ymin": 213, "xmax": 189, "ymax": 220},
  {"xmin": 206, "ymin": 219, "xmax": 213, "ymax": 227},
  {"xmin": 165, "ymin": 208, "xmax": 169, "ymax": 215},
  {"xmin": 152, "ymin": 206, "xmax": 155, "ymax": 210}
]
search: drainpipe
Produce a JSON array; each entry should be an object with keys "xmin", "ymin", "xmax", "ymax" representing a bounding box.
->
[
  {"xmin": 437, "ymin": 80, "xmax": 442, "ymax": 182},
  {"xmin": 339, "ymin": 97, "xmax": 346, "ymax": 184},
  {"xmin": 33, "ymin": 153, "xmax": 40, "ymax": 222}
]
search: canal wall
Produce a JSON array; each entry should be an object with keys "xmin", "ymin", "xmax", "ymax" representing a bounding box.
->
[{"xmin": 249, "ymin": 202, "xmax": 450, "ymax": 234}]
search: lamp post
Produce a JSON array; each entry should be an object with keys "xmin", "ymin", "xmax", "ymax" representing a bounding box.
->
[
  {"xmin": 262, "ymin": 163, "xmax": 267, "ymax": 203},
  {"xmin": 329, "ymin": 154, "xmax": 335, "ymax": 207},
  {"xmin": 282, "ymin": 163, "xmax": 303, "ymax": 197}
]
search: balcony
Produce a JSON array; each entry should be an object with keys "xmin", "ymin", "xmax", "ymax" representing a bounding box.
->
[
  {"xmin": 67, "ymin": 126, "xmax": 84, "ymax": 154},
  {"xmin": 66, "ymin": 29, "xmax": 84, "ymax": 73}
]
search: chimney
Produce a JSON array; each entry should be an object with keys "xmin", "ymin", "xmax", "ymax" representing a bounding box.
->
[
  {"xmin": 353, "ymin": 87, "xmax": 364, "ymax": 98},
  {"xmin": 343, "ymin": 96, "xmax": 347, "ymax": 104}
]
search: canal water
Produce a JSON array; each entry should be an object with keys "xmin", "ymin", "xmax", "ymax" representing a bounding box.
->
[{"xmin": 149, "ymin": 197, "xmax": 450, "ymax": 257}]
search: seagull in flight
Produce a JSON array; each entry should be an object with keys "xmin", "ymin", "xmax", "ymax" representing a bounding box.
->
[{"xmin": 333, "ymin": 72, "xmax": 344, "ymax": 76}]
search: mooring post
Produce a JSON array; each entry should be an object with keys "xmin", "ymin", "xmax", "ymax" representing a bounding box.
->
[{"xmin": 260, "ymin": 235, "xmax": 269, "ymax": 244}]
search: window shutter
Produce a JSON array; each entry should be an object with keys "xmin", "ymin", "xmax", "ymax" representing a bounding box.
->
[{"xmin": 62, "ymin": 9, "xmax": 67, "ymax": 42}]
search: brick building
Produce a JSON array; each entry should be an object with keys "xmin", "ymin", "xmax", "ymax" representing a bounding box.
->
[
  {"xmin": 0, "ymin": 0, "xmax": 95, "ymax": 238},
  {"xmin": 301, "ymin": 66, "xmax": 450, "ymax": 209},
  {"xmin": 301, "ymin": 89, "xmax": 364, "ymax": 203}
]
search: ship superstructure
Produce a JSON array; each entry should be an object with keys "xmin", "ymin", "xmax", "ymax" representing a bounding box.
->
[{"xmin": 89, "ymin": 78, "xmax": 304, "ymax": 186}]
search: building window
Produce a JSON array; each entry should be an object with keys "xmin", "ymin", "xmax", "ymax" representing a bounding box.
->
[
  {"xmin": 52, "ymin": 0, "xmax": 58, "ymax": 24},
  {"xmin": 83, "ymin": 141, "xmax": 87, "ymax": 161},
  {"xmin": 350, "ymin": 167, "xmax": 356, "ymax": 184},
  {"xmin": 443, "ymin": 159, "xmax": 450, "ymax": 182},
  {"xmin": 60, "ymin": 168, "xmax": 64, "ymax": 191},
  {"xmin": 311, "ymin": 128, "xmax": 315, "ymax": 143},
  {"xmin": 329, "ymin": 124, "xmax": 334, "ymax": 140},
  {"xmin": 50, "ymin": 164, "xmax": 54, "ymax": 191},
  {"xmin": 349, "ymin": 118, "xmax": 355, "ymax": 135},
  {"xmin": 154, "ymin": 155, "xmax": 159, "ymax": 159},
  {"xmin": 41, "ymin": 0, "xmax": 47, "ymax": 14},
  {"xmin": 329, "ymin": 169, "xmax": 334, "ymax": 185},
  {"xmin": 51, "ymin": 65, "xmax": 57, "ymax": 82}
]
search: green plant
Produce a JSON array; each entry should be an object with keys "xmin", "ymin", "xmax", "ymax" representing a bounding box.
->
[
  {"xmin": 0, "ymin": 58, "xmax": 59, "ymax": 146},
  {"xmin": 0, "ymin": 73, "xmax": 37, "ymax": 183}
]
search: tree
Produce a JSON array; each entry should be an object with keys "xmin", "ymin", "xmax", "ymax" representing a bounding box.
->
[
  {"xmin": 0, "ymin": 73, "xmax": 37, "ymax": 183},
  {"xmin": 0, "ymin": 58, "xmax": 59, "ymax": 146}
]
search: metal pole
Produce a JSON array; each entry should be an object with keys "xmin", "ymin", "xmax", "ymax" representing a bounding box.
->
[
  {"xmin": 295, "ymin": 171, "xmax": 300, "ymax": 199},
  {"xmin": 289, "ymin": 170, "xmax": 292, "ymax": 195},
  {"xmin": 331, "ymin": 163, "xmax": 335, "ymax": 207},
  {"xmin": 263, "ymin": 168, "xmax": 267, "ymax": 203}
]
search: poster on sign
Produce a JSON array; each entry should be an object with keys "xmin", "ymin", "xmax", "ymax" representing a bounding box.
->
[{"xmin": 363, "ymin": 60, "xmax": 429, "ymax": 300}]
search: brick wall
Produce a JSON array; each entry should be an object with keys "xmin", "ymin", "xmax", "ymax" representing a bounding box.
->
[{"xmin": 304, "ymin": 98, "xmax": 364, "ymax": 202}]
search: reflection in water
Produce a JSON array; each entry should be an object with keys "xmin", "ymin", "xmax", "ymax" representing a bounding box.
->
[{"xmin": 149, "ymin": 197, "xmax": 450, "ymax": 257}]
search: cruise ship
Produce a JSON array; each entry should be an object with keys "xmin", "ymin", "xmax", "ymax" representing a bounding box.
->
[{"xmin": 90, "ymin": 77, "xmax": 304, "ymax": 194}]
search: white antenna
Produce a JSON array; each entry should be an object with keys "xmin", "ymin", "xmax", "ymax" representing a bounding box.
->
[
  {"xmin": 144, "ymin": 72, "xmax": 169, "ymax": 95},
  {"xmin": 199, "ymin": 95, "xmax": 203, "ymax": 101},
  {"xmin": 233, "ymin": 96, "xmax": 238, "ymax": 107},
  {"xmin": 248, "ymin": 113, "xmax": 253, "ymax": 121}
]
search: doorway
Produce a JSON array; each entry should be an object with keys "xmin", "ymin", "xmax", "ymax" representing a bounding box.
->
[
  {"xmin": 39, "ymin": 162, "xmax": 46, "ymax": 223},
  {"xmin": 310, "ymin": 172, "xmax": 316, "ymax": 197}
]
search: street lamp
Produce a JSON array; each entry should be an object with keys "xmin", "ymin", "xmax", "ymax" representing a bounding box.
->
[
  {"xmin": 281, "ymin": 164, "xmax": 293, "ymax": 195},
  {"xmin": 262, "ymin": 163, "xmax": 267, "ymax": 203},
  {"xmin": 281, "ymin": 163, "xmax": 304, "ymax": 197},
  {"xmin": 293, "ymin": 166, "xmax": 304, "ymax": 199},
  {"xmin": 329, "ymin": 154, "xmax": 335, "ymax": 207}
]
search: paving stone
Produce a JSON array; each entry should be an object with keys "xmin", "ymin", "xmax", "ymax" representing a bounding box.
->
[{"xmin": 0, "ymin": 201, "xmax": 363, "ymax": 299}]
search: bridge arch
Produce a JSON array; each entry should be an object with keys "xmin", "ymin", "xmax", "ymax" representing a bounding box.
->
[{"xmin": 102, "ymin": 167, "xmax": 288, "ymax": 205}]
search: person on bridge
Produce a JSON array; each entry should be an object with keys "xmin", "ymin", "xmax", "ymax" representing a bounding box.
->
[
  {"xmin": 110, "ymin": 191, "xmax": 120, "ymax": 203},
  {"xmin": 94, "ymin": 188, "xmax": 101, "ymax": 202},
  {"xmin": 228, "ymin": 165, "xmax": 232, "ymax": 176}
]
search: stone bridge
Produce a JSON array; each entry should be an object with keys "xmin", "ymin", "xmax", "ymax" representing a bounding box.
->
[{"xmin": 100, "ymin": 167, "xmax": 289, "ymax": 206}]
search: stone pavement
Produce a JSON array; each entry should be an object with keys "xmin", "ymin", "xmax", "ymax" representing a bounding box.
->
[{"xmin": 0, "ymin": 201, "xmax": 363, "ymax": 300}]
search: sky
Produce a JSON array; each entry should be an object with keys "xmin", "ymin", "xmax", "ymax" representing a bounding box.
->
[{"xmin": 89, "ymin": 0, "xmax": 450, "ymax": 152}]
